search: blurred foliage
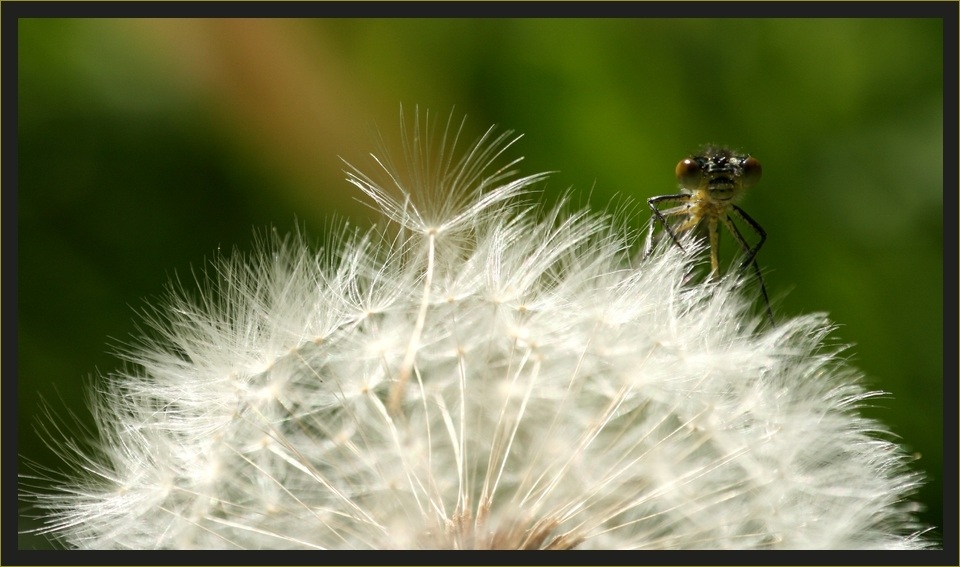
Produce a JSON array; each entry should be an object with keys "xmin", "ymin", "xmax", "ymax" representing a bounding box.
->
[{"xmin": 17, "ymin": 18, "xmax": 944, "ymax": 548}]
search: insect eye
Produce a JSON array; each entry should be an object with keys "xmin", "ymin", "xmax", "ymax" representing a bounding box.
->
[
  {"xmin": 741, "ymin": 156, "xmax": 762, "ymax": 187},
  {"xmin": 675, "ymin": 158, "xmax": 702, "ymax": 189}
]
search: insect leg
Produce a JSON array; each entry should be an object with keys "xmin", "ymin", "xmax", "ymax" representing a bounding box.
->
[
  {"xmin": 707, "ymin": 216, "xmax": 720, "ymax": 278},
  {"xmin": 644, "ymin": 194, "xmax": 691, "ymax": 261},
  {"xmin": 729, "ymin": 204, "xmax": 766, "ymax": 272},
  {"xmin": 720, "ymin": 211, "xmax": 774, "ymax": 325}
]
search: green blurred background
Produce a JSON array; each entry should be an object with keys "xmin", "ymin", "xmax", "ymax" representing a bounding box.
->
[{"xmin": 18, "ymin": 18, "xmax": 943, "ymax": 548}]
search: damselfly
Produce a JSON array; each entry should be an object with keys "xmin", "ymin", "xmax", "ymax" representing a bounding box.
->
[{"xmin": 643, "ymin": 145, "xmax": 774, "ymax": 325}]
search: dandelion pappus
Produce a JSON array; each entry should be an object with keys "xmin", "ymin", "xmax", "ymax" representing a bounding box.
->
[{"xmin": 643, "ymin": 145, "xmax": 774, "ymax": 325}]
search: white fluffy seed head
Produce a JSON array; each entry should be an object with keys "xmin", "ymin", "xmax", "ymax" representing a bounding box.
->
[{"xmin": 24, "ymin": 110, "xmax": 933, "ymax": 550}]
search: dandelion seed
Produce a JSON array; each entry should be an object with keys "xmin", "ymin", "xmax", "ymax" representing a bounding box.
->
[{"xmin": 22, "ymin": 113, "xmax": 934, "ymax": 550}]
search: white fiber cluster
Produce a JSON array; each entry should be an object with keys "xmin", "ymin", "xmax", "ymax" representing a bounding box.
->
[{"xmin": 28, "ymin": 112, "xmax": 931, "ymax": 549}]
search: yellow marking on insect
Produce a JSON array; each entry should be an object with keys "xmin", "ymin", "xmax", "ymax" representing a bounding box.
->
[{"xmin": 644, "ymin": 145, "xmax": 774, "ymax": 324}]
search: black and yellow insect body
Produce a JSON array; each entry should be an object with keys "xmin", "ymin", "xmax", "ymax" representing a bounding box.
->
[{"xmin": 644, "ymin": 145, "xmax": 774, "ymax": 325}]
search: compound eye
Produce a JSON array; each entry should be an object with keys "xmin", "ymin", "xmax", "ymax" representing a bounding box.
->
[
  {"xmin": 741, "ymin": 156, "xmax": 762, "ymax": 187},
  {"xmin": 675, "ymin": 158, "xmax": 702, "ymax": 190}
]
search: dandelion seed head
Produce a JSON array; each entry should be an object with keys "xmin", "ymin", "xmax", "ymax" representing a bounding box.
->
[{"xmin": 23, "ymin": 111, "xmax": 934, "ymax": 550}]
